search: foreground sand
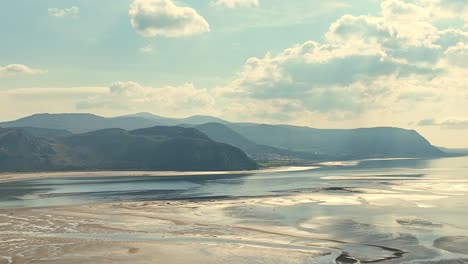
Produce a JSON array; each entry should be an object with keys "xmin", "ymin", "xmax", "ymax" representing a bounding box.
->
[
  {"xmin": 0, "ymin": 199, "xmax": 332, "ymax": 264},
  {"xmin": 2, "ymin": 194, "xmax": 467, "ymax": 264}
]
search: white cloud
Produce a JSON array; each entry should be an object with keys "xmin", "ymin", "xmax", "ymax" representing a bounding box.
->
[
  {"xmin": 216, "ymin": 0, "xmax": 467, "ymax": 124},
  {"xmin": 139, "ymin": 45, "xmax": 154, "ymax": 53},
  {"xmin": 0, "ymin": 64, "xmax": 47, "ymax": 77},
  {"xmin": 48, "ymin": 6, "xmax": 79, "ymax": 18},
  {"xmin": 445, "ymin": 42, "xmax": 468, "ymax": 68},
  {"xmin": 380, "ymin": 0, "xmax": 438, "ymax": 46},
  {"xmin": 129, "ymin": 0, "xmax": 210, "ymax": 38},
  {"xmin": 214, "ymin": 0, "xmax": 259, "ymax": 8}
]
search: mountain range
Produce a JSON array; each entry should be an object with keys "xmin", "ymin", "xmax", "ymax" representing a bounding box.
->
[{"xmin": 0, "ymin": 112, "xmax": 448, "ymax": 172}]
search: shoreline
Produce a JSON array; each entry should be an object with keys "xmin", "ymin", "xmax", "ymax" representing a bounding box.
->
[
  {"xmin": 0, "ymin": 157, "xmax": 436, "ymax": 184},
  {"xmin": 0, "ymin": 166, "xmax": 318, "ymax": 184}
]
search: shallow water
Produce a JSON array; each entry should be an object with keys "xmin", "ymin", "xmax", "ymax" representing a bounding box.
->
[
  {"xmin": 0, "ymin": 157, "xmax": 467, "ymax": 209},
  {"xmin": 1, "ymin": 157, "xmax": 468, "ymax": 262}
]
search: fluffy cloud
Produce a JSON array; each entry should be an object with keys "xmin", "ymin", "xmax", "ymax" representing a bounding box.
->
[
  {"xmin": 221, "ymin": 0, "xmax": 467, "ymax": 119},
  {"xmin": 214, "ymin": 0, "xmax": 259, "ymax": 8},
  {"xmin": 0, "ymin": 64, "xmax": 47, "ymax": 77},
  {"xmin": 48, "ymin": 6, "xmax": 79, "ymax": 18},
  {"xmin": 129, "ymin": 0, "xmax": 210, "ymax": 38}
]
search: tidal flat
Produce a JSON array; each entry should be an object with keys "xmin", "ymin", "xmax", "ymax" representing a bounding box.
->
[{"xmin": 1, "ymin": 157, "xmax": 468, "ymax": 263}]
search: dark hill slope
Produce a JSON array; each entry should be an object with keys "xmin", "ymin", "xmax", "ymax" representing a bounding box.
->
[
  {"xmin": 0, "ymin": 128, "xmax": 59, "ymax": 171},
  {"xmin": 192, "ymin": 123, "xmax": 308, "ymax": 161},
  {"xmin": 15, "ymin": 127, "xmax": 73, "ymax": 138}
]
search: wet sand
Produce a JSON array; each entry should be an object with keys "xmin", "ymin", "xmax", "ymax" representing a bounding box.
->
[
  {"xmin": 0, "ymin": 199, "xmax": 330, "ymax": 264},
  {"xmin": 1, "ymin": 193, "xmax": 468, "ymax": 264}
]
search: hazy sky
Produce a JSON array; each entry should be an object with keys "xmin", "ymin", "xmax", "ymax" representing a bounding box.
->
[{"xmin": 0, "ymin": 0, "xmax": 467, "ymax": 147}]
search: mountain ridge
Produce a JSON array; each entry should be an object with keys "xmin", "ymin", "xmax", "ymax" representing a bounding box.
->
[{"xmin": 1, "ymin": 113, "xmax": 447, "ymax": 161}]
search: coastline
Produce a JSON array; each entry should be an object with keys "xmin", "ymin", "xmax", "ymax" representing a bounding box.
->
[
  {"xmin": 0, "ymin": 166, "xmax": 318, "ymax": 184},
  {"xmin": 0, "ymin": 157, "xmax": 434, "ymax": 184}
]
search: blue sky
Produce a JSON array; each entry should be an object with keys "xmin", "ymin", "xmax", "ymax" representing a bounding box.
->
[
  {"xmin": 0, "ymin": 0, "xmax": 467, "ymax": 147},
  {"xmin": 0, "ymin": 0, "xmax": 378, "ymax": 88}
]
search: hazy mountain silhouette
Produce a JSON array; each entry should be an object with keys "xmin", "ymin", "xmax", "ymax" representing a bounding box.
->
[
  {"xmin": 227, "ymin": 124, "xmax": 445, "ymax": 158},
  {"xmin": 192, "ymin": 123, "xmax": 321, "ymax": 161},
  {"xmin": 122, "ymin": 112, "xmax": 230, "ymax": 125},
  {"xmin": 0, "ymin": 113, "xmax": 160, "ymax": 133},
  {"xmin": 1, "ymin": 113, "xmax": 446, "ymax": 161},
  {"xmin": 0, "ymin": 126, "xmax": 257, "ymax": 172}
]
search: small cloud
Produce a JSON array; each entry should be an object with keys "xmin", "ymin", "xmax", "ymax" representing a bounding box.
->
[
  {"xmin": 48, "ymin": 6, "xmax": 80, "ymax": 18},
  {"xmin": 0, "ymin": 64, "xmax": 47, "ymax": 77},
  {"xmin": 129, "ymin": 0, "xmax": 210, "ymax": 38},
  {"xmin": 140, "ymin": 45, "xmax": 154, "ymax": 53},
  {"xmin": 214, "ymin": 0, "xmax": 259, "ymax": 8},
  {"xmin": 417, "ymin": 118, "xmax": 437, "ymax": 126},
  {"xmin": 4, "ymin": 87, "xmax": 107, "ymax": 96},
  {"xmin": 326, "ymin": 1, "xmax": 351, "ymax": 9},
  {"xmin": 418, "ymin": 118, "xmax": 468, "ymax": 129}
]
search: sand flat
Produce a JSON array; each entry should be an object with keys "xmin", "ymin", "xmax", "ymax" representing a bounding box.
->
[{"xmin": 2, "ymin": 194, "xmax": 466, "ymax": 263}]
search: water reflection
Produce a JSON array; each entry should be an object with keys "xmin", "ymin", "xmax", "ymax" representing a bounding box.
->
[{"xmin": 0, "ymin": 157, "xmax": 466, "ymax": 209}]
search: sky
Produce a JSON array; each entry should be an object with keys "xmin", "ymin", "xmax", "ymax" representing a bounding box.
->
[{"xmin": 0, "ymin": 0, "xmax": 467, "ymax": 147}]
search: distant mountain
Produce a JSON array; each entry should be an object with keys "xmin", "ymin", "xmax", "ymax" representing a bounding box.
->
[
  {"xmin": 121, "ymin": 112, "xmax": 179, "ymax": 126},
  {"xmin": 192, "ymin": 123, "xmax": 316, "ymax": 161},
  {"xmin": 180, "ymin": 115, "xmax": 230, "ymax": 125},
  {"xmin": 193, "ymin": 123, "xmax": 254, "ymax": 150},
  {"xmin": 0, "ymin": 126, "xmax": 257, "ymax": 172},
  {"xmin": 227, "ymin": 124, "xmax": 445, "ymax": 159},
  {"xmin": 122, "ymin": 112, "xmax": 230, "ymax": 125},
  {"xmin": 0, "ymin": 113, "xmax": 159, "ymax": 133}
]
